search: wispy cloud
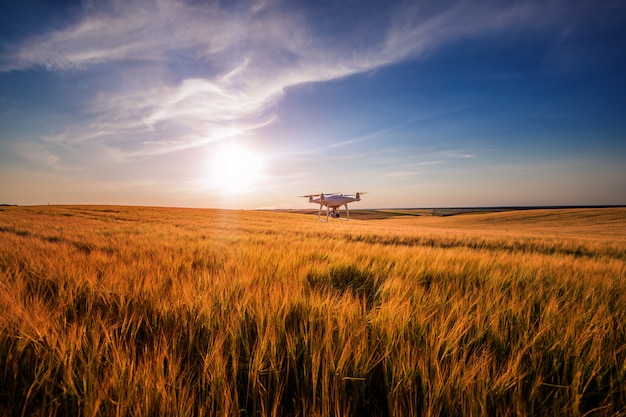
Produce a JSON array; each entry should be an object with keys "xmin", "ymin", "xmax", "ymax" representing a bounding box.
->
[
  {"xmin": 2, "ymin": 0, "xmax": 253, "ymax": 72},
  {"xmin": 1, "ymin": 0, "xmax": 574, "ymax": 162}
]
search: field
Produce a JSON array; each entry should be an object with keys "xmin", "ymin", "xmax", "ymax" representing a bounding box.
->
[{"xmin": 1, "ymin": 205, "xmax": 625, "ymax": 416}]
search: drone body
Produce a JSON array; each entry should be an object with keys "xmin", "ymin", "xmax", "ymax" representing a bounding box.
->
[{"xmin": 299, "ymin": 192, "xmax": 365, "ymax": 222}]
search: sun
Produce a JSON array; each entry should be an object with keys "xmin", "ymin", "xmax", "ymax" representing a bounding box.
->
[{"xmin": 210, "ymin": 141, "xmax": 266, "ymax": 194}]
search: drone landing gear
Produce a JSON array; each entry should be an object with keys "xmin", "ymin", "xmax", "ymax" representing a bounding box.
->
[
  {"xmin": 318, "ymin": 204, "xmax": 328, "ymax": 222},
  {"xmin": 337, "ymin": 204, "xmax": 350, "ymax": 221},
  {"xmin": 318, "ymin": 204, "xmax": 350, "ymax": 222}
]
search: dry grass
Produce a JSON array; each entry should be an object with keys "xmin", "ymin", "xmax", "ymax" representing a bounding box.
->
[{"xmin": 1, "ymin": 205, "xmax": 625, "ymax": 416}]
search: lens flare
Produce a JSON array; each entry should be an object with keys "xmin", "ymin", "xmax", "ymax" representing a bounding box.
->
[{"xmin": 210, "ymin": 141, "xmax": 265, "ymax": 194}]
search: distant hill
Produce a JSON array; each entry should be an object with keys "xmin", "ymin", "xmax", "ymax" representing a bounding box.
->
[{"xmin": 276, "ymin": 206, "xmax": 626, "ymax": 220}]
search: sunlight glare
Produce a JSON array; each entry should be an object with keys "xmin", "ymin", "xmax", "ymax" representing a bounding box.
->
[{"xmin": 210, "ymin": 141, "xmax": 266, "ymax": 194}]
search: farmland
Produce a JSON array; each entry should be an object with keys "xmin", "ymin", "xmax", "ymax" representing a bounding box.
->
[{"xmin": 1, "ymin": 205, "xmax": 625, "ymax": 416}]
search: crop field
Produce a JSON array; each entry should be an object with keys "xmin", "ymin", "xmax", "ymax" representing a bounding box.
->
[{"xmin": 1, "ymin": 205, "xmax": 625, "ymax": 416}]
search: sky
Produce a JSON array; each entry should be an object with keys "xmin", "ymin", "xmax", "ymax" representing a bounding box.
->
[{"xmin": 1, "ymin": 0, "xmax": 625, "ymax": 209}]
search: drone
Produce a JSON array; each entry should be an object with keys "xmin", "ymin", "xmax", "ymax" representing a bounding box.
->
[{"xmin": 299, "ymin": 192, "xmax": 366, "ymax": 222}]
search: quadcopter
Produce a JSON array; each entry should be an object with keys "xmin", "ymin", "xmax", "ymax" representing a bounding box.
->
[{"xmin": 299, "ymin": 192, "xmax": 365, "ymax": 222}]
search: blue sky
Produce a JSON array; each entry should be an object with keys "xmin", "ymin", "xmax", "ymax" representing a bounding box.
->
[{"xmin": 1, "ymin": 0, "xmax": 625, "ymax": 209}]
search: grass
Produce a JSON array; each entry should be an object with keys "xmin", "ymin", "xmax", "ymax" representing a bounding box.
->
[{"xmin": 1, "ymin": 205, "xmax": 625, "ymax": 416}]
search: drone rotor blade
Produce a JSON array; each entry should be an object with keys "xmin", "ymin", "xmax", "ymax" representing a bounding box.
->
[{"xmin": 298, "ymin": 192, "xmax": 361, "ymax": 198}]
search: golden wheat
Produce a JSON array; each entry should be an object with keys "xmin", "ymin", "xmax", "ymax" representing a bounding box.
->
[{"xmin": 1, "ymin": 205, "xmax": 625, "ymax": 416}]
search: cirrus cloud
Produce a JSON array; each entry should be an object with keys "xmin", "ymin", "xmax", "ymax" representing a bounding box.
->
[{"xmin": 1, "ymin": 0, "xmax": 592, "ymax": 161}]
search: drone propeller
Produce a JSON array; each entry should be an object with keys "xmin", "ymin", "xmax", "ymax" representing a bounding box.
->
[{"xmin": 297, "ymin": 192, "xmax": 340, "ymax": 198}]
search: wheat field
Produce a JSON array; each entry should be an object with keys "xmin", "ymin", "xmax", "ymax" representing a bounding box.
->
[{"xmin": 1, "ymin": 205, "xmax": 625, "ymax": 416}]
